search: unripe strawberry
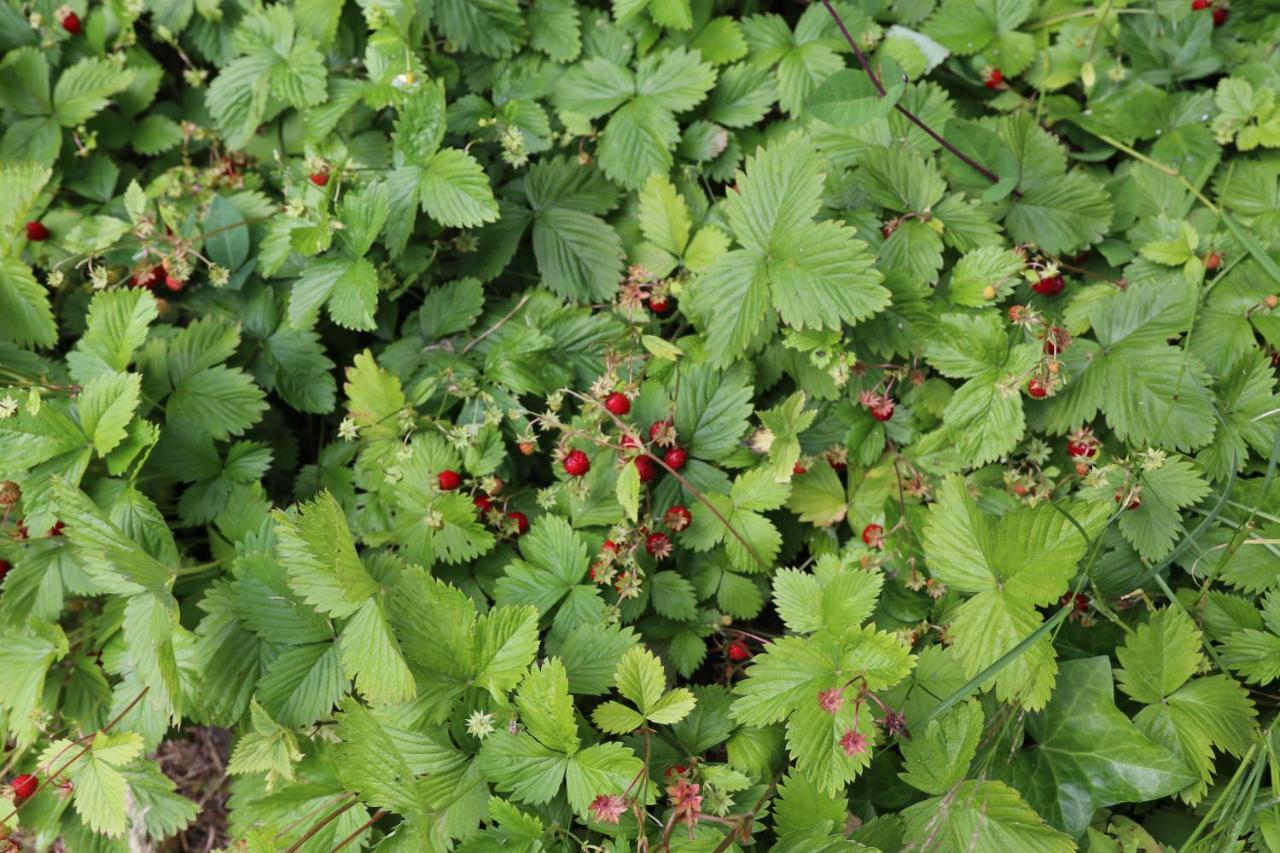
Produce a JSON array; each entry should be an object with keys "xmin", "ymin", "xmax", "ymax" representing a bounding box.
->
[
  {"xmin": 983, "ymin": 67, "xmax": 1003, "ymax": 90},
  {"xmin": 663, "ymin": 446, "xmax": 687, "ymax": 471},
  {"xmin": 1032, "ymin": 274, "xmax": 1065, "ymax": 296},
  {"xmin": 1008, "ymin": 304, "xmax": 1029, "ymax": 324},
  {"xmin": 1026, "ymin": 377, "xmax": 1049, "ymax": 398},
  {"xmin": 726, "ymin": 640, "xmax": 751, "ymax": 662},
  {"xmin": 0, "ymin": 480, "xmax": 19, "ymax": 507},
  {"xmin": 633, "ymin": 455, "xmax": 658, "ymax": 483},
  {"xmin": 1075, "ymin": 460, "xmax": 1091, "ymax": 477},
  {"xmin": 11, "ymin": 774, "xmax": 36, "ymax": 801},
  {"xmin": 1203, "ymin": 251, "xmax": 1222, "ymax": 270},
  {"xmin": 437, "ymin": 469, "xmax": 462, "ymax": 491},
  {"xmin": 664, "ymin": 505, "xmax": 692, "ymax": 531},
  {"xmin": 604, "ymin": 392, "xmax": 631, "ymax": 416},
  {"xmin": 645, "ymin": 531, "xmax": 671, "ymax": 559},
  {"xmin": 310, "ymin": 171, "xmax": 329, "ymax": 187},
  {"xmin": 59, "ymin": 9, "xmax": 81, "ymax": 34},
  {"xmin": 508, "ymin": 511, "xmax": 529, "ymax": 535},
  {"xmin": 25, "ymin": 221, "xmax": 49, "ymax": 241},
  {"xmin": 518, "ymin": 440, "xmax": 536, "ymax": 456},
  {"xmin": 563, "ymin": 449, "xmax": 590, "ymax": 478},
  {"xmin": 861, "ymin": 523, "xmax": 884, "ymax": 549}
]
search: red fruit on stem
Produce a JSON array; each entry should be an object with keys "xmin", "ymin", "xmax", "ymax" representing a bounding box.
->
[
  {"xmin": 1032, "ymin": 274, "xmax": 1065, "ymax": 296},
  {"xmin": 1067, "ymin": 440, "xmax": 1096, "ymax": 459},
  {"xmin": 663, "ymin": 446, "xmax": 687, "ymax": 471},
  {"xmin": 1027, "ymin": 378, "xmax": 1049, "ymax": 398},
  {"xmin": 1204, "ymin": 251, "xmax": 1222, "ymax": 270},
  {"xmin": 870, "ymin": 398, "xmax": 895, "ymax": 422},
  {"xmin": 473, "ymin": 494, "xmax": 492, "ymax": 514},
  {"xmin": 983, "ymin": 68, "xmax": 1003, "ymax": 90},
  {"xmin": 645, "ymin": 532, "xmax": 671, "ymax": 559},
  {"xmin": 49, "ymin": 521, "xmax": 64, "ymax": 537},
  {"xmin": 603, "ymin": 539, "xmax": 619, "ymax": 553},
  {"xmin": 0, "ymin": 559, "xmax": 9, "ymax": 580},
  {"xmin": 649, "ymin": 420, "xmax": 673, "ymax": 441},
  {"xmin": 793, "ymin": 463, "xmax": 807, "ymax": 475},
  {"xmin": 25, "ymin": 221, "xmax": 49, "ymax": 241},
  {"xmin": 1008, "ymin": 305, "xmax": 1027, "ymax": 323},
  {"xmin": 621, "ymin": 434, "xmax": 641, "ymax": 450},
  {"xmin": 310, "ymin": 172, "xmax": 329, "ymax": 187},
  {"xmin": 563, "ymin": 449, "xmax": 590, "ymax": 478},
  {"xmin": 861, "ymin": 523, "xmax": 884, "ymax": 549},
  {"xmin": 649, "ymin": 295, "xmax": 672, "ymax": 314},
  {"xmin": 726, "ymin": 640, "xmax": 751, "ymax": 662},
  {"xmin": 60, "ymin": 10, "xmax": 81, "ymax": 34},
  {"xmin": 437, "ymin": 470, "xmax": 462, "ymax": 491},
  {"xmin": 1212, "ymin": 7, "xmax": 1228, "ymax": 25},
  {"xmin": 11, "ymin": 774, "xmax": 37, "ymax": 801},
  {"xmin": 664, "ymin": 505, "xmax": 692, "ymax": 532},
  {"xmin": 1043, "ymin": 326, "xmax": 1070, "ymax": 354},
  {"xmin": 633, "ymin": 455, "xmax": 658, "ymax": 483},
  {"xmin": 508, "ymin": 511, "xmax": 529, "ymax": 535},
  {"xmin": 164, "ymin": 275, "xmax": 184, "ymax": 292},
  {"xmin": 604, "ymin": 392, "xmax": 631, "ymax": 416},
  {"xmin": 1191, "ymin": 0, "xmax": 1211, "ymax": 8}
]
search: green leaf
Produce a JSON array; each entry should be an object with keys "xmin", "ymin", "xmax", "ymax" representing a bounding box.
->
[
  {"xmin": 899, "ymin": 700, "xmax": 983, "ymax": 796},
  {"xmin": 420, "ymin": 149, "xmax": 500, "ymax": 228},
  {"xmin": 1007, "ymin": 657, "xmax": 1197, "ymax": 838},
  {"xmin": 806, "ymin": 59, "xmax": 904, "ymax": 129},
  {"xmin": 53, "ymin": 58, "xmax": 133, "ymax": 126},
  {"xmin": 77, "ymin": 372, "xmax": 141, "ymax": 456},
  {"xmin": 0, "ymin": 257, "xmax": 56, "ymax": 348},
  {"xmin": 516, "ymin": 658, "xmax": 580, "ymax": 755},
  {"xmin": 901, "ymin": 780, "xmax": 1073, "ymax": 852},
  {"xmin": 273, "ymin": 491, "xmax": 378, "ymax": 619},
  {"xmin": 227, "ymin": 700, "xmax": 304, "ymax": 790}
]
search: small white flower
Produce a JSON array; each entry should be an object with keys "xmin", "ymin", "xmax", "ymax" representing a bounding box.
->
[
  {"xmin": 338, "ymin": 416, "xmax": 359, "ymax": 441},
  {"xmin": 0, "ymin": 396, "xmax": 18, "ymax": 419},
  {"xmin": 466, "ymin": 710, "xmax": 496, "ymax": 740}
]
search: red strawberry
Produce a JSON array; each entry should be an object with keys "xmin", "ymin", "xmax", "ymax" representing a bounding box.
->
[
  {"xmin": 1032, "ymin": 274, "xmax": 1065, "ymax": 296},
  {"xmin": 563, "ymin": 449, "xmax": 590, "ymax": 478},
  {"xmin": 793, "ymin": 463, "xmax": 807, "ymax": 475},
  {"xmin": 1212, "ymin": 6, "xmax": 1228, "ymax": 25},
  {"xmin": 633, "ymin": 456, "xmax": 658, "ymax": 483},
  {"xmin": 309, "ymin": 172, "xmax": 329, "ymax": 187},
  {"xmin": 11, "ymin": 773, "xmax": 36, "ymax": 801},
  {"xmin": 437, "ymin": 470, "xmax": 462, "ymax": 491},
  {"xmin": 25, "ymin": 221, "xmax": 49, "ymax": 241},
  {"xmin": 473, "ymin": 494, "xmax": 493, "ymax": 514},
  {"xmin": 604, "ymin": 392, "xmax": 631, "ymax": 416},
  {"xmin": 649, "ymin": 294, "xmax": 672, "ymax": 314},
  {"xmin": 164, "ymin": 274, "xmax": 185, "ymax": 292},
  {"xmin": 726, "ymin": 640, "xmax": 751, "ymax": 662},
  {"xmin": 0, "ymin": 559, "xmax": 9, "ymax": 581},
  {"xmin": 649, "ymin": 420, "xmax": 673, "ymax": 441},
  {"xmin": 1067, "ymin": 440, "xmax": 1096, "ymax": 459},
  {"xmin": 870, "ymin": 398, "xmax": 895, "ymax": 422},
  {"xmin": 60, "ymin": 10, "xmax": 81, "ymax": 34},
  {"xmin": 621, "ymin": 434, "xmax": 642, "ymax": 450},
  {"xmin": 664, "ymin": 505, "xmax": 692, "ymax": 531},
  {"xmin": 508, "ymin": 511, "xmax": 529, "ymax": 535},
  {"xmin": 49, "ymin": 521, "xmax": 64, "ymax": 537},
  {"xmin": 518, "ymin": 440, "xmax": 536, "ymax": 456},
  {"xmin": 1042, "ymin": 326, "xmax": 1070, "ymax": 355},
  {"xmin": 1027, "ymin": 378, "xmax": 1049, "ymax": 398},
  {"xmin": 663, "ymin": 446, "xmax": 687, "ymax": 471},
  {"xmin": 602, "ymin": 539, "xmax": 619, "ymax": 553},
  {"xmin": 1203, "ymin": 251, "xmax": 1222, "ymax": 270},
  {"xmin": 861, "ymin": 523, "xmax": 884, "ymax": 549},
  {"xmin": 1191, "ymin": 0, "xmax": 1211, "ymax": 8},
  {"xmin": 983, "ymin": 68, "xmax": 1003, "ymax": 90},
  {"xmin": 645, "ymin": 532, "xmax": 671, "ymax": 559}
]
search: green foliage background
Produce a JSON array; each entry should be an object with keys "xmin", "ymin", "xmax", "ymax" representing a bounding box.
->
[{"xmin": 2, "ymin": 0, "xmax": 1280, "ymax": 850}]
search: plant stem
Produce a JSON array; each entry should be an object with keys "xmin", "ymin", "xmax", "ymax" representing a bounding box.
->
[
  {"xmin": 818, "ymin": 0, "xmax": 1012, "ymax": 192},
  {"xmin": 284, "ymin": 796, "xmax": 361, "ymax": 853},
  {"xmin": 330, "ymin": 809, "xmax": 387, "ymax": 852}
]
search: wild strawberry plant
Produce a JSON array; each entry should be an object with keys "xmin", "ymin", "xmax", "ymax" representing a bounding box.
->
[{"xmin": 1, "ymin": 0, "xmax": 1279, "ymax": 850}]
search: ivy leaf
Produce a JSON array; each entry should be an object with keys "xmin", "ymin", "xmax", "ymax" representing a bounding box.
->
[{"xmin": 1007, "ymin": 657, "xmax": 1197, "ymax": 838}]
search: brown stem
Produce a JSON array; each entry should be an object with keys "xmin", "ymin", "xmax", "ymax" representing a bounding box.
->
[
  {"xmin": 284, "ymin": 796, "xmax": 362, "ymax": 853},
  {"xmin": 818, "ymin": 0, "xmax": 1016, "ymax": 195},
  {"xmin": 462, "ymin": 292, "xmax": 532, "ymax": 354},
  {"xmin": 708, "ymin": 771, "xmax": 784, "ymax": 853},
  {"xmin": 331, "ymin": 808, "xmax": 387, "ymax": 852}
]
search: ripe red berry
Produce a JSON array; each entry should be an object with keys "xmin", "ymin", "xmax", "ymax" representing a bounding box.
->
[
  {"xmin": 645, "ymin": 531, "xmax": 671, "ymax": 559},
  {"xmin": 473, "ymin": 494, "xmax": 493, "ymax": 514},
  {"xmin": 11, "ymin": 773, "xmax": 37, "ymax": 801},
  {"xmin": 1027, "ymin": 378, "xmax": 1049, "ymax": 398},
  {"xmin": 1032, "ymin": 274, "xmax": 1065, "ymax": 296},
  {"xmin": 310, "ymin": 172, "xmax": 329, "ymax": 187},
  {"xmin": 870, "ymin": 398, "xmax": 895, "ymax": 422},
  {"xmin": 726, "ymin": 640, "xmax": 751, "ymax": 662},
  {"xmin": 1204, "ymin": 251, "xmax": 1222, "ymax": 270},
  {"xmin": 1067, "ymin": 440, "xmax": 1095, "ymax": 459},
  {"xmin": 604, "ymin": 392, "xmax": 631, "ymax": 416},
  {"xmin": 60, "ymin": 10, "xmax": 81, "ymax": 34},
  {"xmin": 603, "ymin": 539, "xmax": 619, "ymax": 553},
  {"xmin": 793, "ymin": 463, "xmax": 807, "ymax": 475},
  {"xmin": 862, "ymin": 523, "xmax": 884, "ymax": 549},
  {"xmin": 649, "ymin": 294, "xmax": 672, "ymax": 314},
  {"xmin": 664, "ymin": 505, "xmax": 692, "ymax": 532},
  {"xmin": 633, "ymin": 456, "xmax": 658, "ymax": 483},
  {"xmin": 983, "ymin": 68, "xmax": 1003, "ymax": 90},
  {"xmin": 0, "ymin": 559, "xmax": 9, "ymax": 581},
  {"xmin": 437, "ymin": 470, "xmax": 462, "ymax": 491},
  {"xmin": 1212, "ymin": 6, "xmax": 1227, "ymax": 25},
  {"xmin": 164, "ymin": 274, "xmax": 185, "ymax": 292},
  {"xmin": 563, "ymin": 449, "xmax": 590, "ymax": 478},
  {"xmin": 663, "ymin": 446, "xmax": 687, "ymax": 471},
  {"xmin": 1043, "ymin": 326, "xmax": 1070, "ymax": 355},
  {"xmin": 649, "ymin": 420, "xmax": 673, "ymax": 441},
  {"xmin": 25, "ymin": 221, "xmax": 49, "ymax": 241},
  {"xmin": 508, "ymin": 511, "xmax": 529, "ymax": 535},
  {"xmin": 49, "ymin": 521, "xmax": 64, "ymax": 537},
  {"xmin": 1191, "ymin": 0, "xmax": 1211, "ymax": 8}
]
